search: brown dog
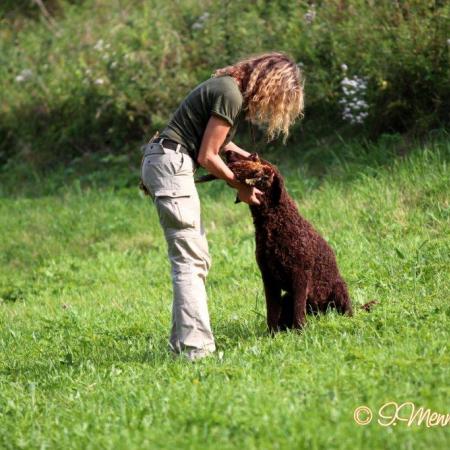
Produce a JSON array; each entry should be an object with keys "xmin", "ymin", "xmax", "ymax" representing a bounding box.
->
[{"xmin": 197, "ymin": 151, "xmax": 376, "ymax": 332}]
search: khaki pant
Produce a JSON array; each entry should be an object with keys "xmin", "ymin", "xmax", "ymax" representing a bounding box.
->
[{"xmin": 141, "ymin": 142, "xmax": 216, "ymax": 357}]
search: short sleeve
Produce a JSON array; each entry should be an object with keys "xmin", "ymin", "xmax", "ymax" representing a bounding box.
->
[{"xmin": 211, "ymin": 89, "xmax": 243, "ymax": 127}]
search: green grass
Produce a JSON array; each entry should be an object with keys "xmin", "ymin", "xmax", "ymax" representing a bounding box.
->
[{"xmin": 0, "ymin": 138, "xmax": 449, "ymax": 449}]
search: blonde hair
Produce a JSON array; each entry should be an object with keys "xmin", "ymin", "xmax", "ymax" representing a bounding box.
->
[{"xmin": 214, "ymin": 52, "xmax": 304, "ymax": 141}]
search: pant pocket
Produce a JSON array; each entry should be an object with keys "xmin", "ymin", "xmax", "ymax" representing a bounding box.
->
[
  {"xmin": 155, "ymin": 191, "xmax": 199, "ymax": 231},
  {"xmin": 141, "ymin": 151, "xmax": 195, "ymax": 196}
]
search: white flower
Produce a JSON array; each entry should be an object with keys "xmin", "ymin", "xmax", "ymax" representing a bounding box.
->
[
  {"xmin": 358, "ymin": 80, "xmax": 367, "ymax": 89},
  {"xmin": 94, "ymin": 39, "xmax": 104, "ymax": 51},
  {"xmin": 341, "ymin": 64, "xmax": 348, "ymax": 72},
  {"xmin": 94, "ymin": 78, "xmax": 105, "ymax": 85},
  {"xmin": 339, "ymin": 74, "xmax": 369, "ymax": 125},
  {"xmin": 349, "ymin": 80, "xmax": 358, "ymax": 88},
  {"xmin": 447, "ymin": 38, "xmax": 450, "ymax": 46},
  {"xmin": 192, "ymin": 11, "xmax": 210, "ymax": 30},
  {"xmin": 304, "ymin": 4, "xmax": 316, "ymax": 24},
  {"xmin": 15, "ymin": 69, "xmax": 33, "ymax": 83}
]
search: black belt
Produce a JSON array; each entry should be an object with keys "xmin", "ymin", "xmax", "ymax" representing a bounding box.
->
[{"xmin": 153, "ymin": 137, "xmax": 191, "ymax": 156}]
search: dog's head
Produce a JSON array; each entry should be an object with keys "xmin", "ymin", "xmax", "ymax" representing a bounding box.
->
[{"xmin": 225, "ymin": 150, "xmax": 284, "ymax": 204}]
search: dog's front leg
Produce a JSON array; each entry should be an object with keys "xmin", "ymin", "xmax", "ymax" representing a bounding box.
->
[
  {"xmin": 261, "ymin": 270, "xmax": 282, "ymax": 333},
  {"xmin": 292, "ymin": 271, "xmax": 311, "ymax": 329}
]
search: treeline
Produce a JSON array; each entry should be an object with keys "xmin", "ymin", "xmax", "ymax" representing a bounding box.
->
[{"xmin": 0, "ymin": 0, "xmax": 448, "ymax": 168}]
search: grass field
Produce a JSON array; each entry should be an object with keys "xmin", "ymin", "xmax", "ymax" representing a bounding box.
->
[{"xmin": 0, "ymin": 137, "xmax": 449, "ymax": 449}]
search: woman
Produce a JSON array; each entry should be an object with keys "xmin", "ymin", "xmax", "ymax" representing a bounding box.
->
[{"xmin": 141, "ymin": 52, "xmax": 304, "ymax": 361}]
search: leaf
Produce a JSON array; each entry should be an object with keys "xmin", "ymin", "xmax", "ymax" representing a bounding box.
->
[{"xmin": 394, "ymin": 247, "xmax": 405, "ymax": 259}]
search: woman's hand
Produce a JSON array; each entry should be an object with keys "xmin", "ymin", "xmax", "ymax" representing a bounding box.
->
[{"xmin": 237, "ymin": 184, "xmax": 263, "ymax": 205}]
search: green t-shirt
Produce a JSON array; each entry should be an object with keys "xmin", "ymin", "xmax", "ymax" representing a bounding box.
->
[{"xmin": 160, "ymin": 75, "xmax": 243, "ymax": 159}]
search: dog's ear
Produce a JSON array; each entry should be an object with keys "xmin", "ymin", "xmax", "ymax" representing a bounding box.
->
[
  {"xmin": 249, "ymin": 152, "xmax": 260, "ymax": 162},
  {"xmin": 270, "ymin": 171, "xmax": 284, "ymax": 204},
  {"xmin": 225, "ymin": 150, "xmax": 247, "ymax": 163}
]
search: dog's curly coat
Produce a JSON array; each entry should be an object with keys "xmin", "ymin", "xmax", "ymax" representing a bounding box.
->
[{"xmin": 224, "ymin": 150, "xmax": 354, "ymax": 332}]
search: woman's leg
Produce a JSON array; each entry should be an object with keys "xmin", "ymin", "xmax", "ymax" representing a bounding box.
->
[
  {"xmin": 142, "ymin": 143, "xmax": 215, "ymax": 359},
  {"xmin": 165, "ymin": 206, "xmax": 215, "ymax": 357}
]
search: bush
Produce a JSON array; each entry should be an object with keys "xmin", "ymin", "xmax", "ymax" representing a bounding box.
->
[{"xmin": 0, "ymin": 0, "xmax": 448, "ymax": 168}]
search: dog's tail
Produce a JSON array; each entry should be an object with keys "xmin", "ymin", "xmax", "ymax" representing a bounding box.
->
[{"xmin": 360, "ymin": 300, "xmax": 379, "ymax": 312}]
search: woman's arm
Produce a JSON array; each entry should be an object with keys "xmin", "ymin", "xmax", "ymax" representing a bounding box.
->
[
  {"xmin": 222, "ymin": 141, "xmax": 251, "ymax": 158},
  {"xmin": 197, "ymin": 116, "xmax": 262, "ymax": 205}
]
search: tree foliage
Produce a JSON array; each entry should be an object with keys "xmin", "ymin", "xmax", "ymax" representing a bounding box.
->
[{"xmin": 0, "ymin": 0, "xmax": 448, "ymax": 167}]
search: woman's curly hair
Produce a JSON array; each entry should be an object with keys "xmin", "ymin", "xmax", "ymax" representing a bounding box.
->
[{"xmin": 214, "ymin": 52, "xmax": 304, "ymax": 141}]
